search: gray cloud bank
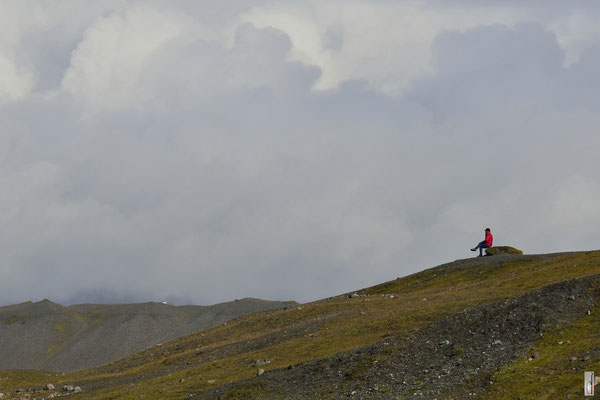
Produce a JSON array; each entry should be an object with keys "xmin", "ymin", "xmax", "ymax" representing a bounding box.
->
[{"xmin": 1, "ymin": 2, "xmax": 599, "ymax": 305}]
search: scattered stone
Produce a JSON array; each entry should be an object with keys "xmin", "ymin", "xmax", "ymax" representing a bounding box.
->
[
  {"xmin": 286, "ymin": 365, "xmax": 294, "ymax": 370},
  {"xmin": 493, "ymin": 340, "xmax": 503, "ymax": 346},
  {"xmin": 73, "ymin": 386, "xmax": 82, "ymax": 393},
  {"xmin": 128, "ymin": 384, "xmax": 135, "ymax": 389},
  {"xmin": 439, "ymin": 340, "xmax": 450, "ymax": 346},
  {"xmin": 0, "ymin": 393, "xmax": 4, "ymax": 399},
  {"xmin": 569, "ymin": 356, "xmax": 578, "ymax": 362},
  {"xmin": 207, "ymin": 380, "xmax": 215, "ymax": 384},
  {"xmin": 584, "ymin": 355, "xmax": 591, "ymax": 361},
  {"xmin": 63, "ymin": 385, "xmax": 74, "ymax": 392},
  {"xmin": 257, "ymin": 368, "xmax": 265, "ymax": 376},
  {"xmin": 568, "ymin": 295, "xmax": 576, "ymax": 301},
  {"xmin": 348, "ymin": 293, "xmax": 360, "ymax": 298},
  {"xmin": 44, "ymin": 384, "xmax": 55, "ymax": 391},
  {"xmin": 253, "ymin": 359, "xmax": 271, "ymax": 367}
]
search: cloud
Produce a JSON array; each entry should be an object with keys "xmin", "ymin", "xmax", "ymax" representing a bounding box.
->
[
  {"xmin": 1, "ymin": 2, "xmax": 600, "ymax": 306},
  {"xmin": 407, "ymin": 23, "xmax": 567, "ymax": 121},
  {"xmin": 0, "ymin": 54, "xmax": 35, "ymax": 102},
  {"xmin": 62, "ymin": 6, "xmax": 195, "ymax": 107}
]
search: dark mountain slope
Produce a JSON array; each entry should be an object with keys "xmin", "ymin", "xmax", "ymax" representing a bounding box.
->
[{"xmin": 0, "ymin": 298, "xmax": 297, "ymax": 371}]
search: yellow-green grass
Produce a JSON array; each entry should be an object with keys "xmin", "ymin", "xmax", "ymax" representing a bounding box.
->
[
  {"xmin": 2, "ymin": 251, "xmax": 600, "ymax": 399},
  {"xmin": 6, "ymin": 315, "xmax": 28, "ymax": 325},
  {"xmin": 361, "ymin": 251, "xmax": 600, "ymax": 299},
  {"xmin": 72, "ymin": 311, "xmax": 107, "ymax": 326},
  {"xmin": 0, "ymin": 370, "xmax": 57, "ymax": 394},
  {"xmin": 52, "ymin": 320, "xmax": 66, "ymax": 334}
]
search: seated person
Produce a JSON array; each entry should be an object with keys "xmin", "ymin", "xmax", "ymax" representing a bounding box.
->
[{"xmin": 471, "ymin": 228, "xmax": 493, "ymax": 257}]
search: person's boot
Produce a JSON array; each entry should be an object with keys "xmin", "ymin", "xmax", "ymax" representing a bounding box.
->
[{"xmin": 470, "ymin": 248, "xmax": 476, "ymax": 251}]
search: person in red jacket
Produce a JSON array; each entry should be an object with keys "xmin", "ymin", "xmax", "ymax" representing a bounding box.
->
[{"xmin": 471, "ymin": 228, "xmax": 493, "ymax": 257}]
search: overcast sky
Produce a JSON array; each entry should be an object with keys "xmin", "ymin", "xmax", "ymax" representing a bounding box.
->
[{"xmin": 1, "ymin": 1, "xmax": 599, "ymax": 306}]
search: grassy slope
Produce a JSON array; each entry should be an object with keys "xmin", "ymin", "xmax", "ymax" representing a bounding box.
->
[{"xmin": 1, "ymin": 251, "xmax": 599, "ymax": 399}]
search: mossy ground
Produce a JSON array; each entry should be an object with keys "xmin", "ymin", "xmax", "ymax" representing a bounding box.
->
[{"xmin": 1, "ymin": 251, "xmax": 600, "ymax": 399}]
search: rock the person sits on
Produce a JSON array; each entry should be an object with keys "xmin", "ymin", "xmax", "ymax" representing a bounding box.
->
[{"xmin": 485, "ymin": 246, "xmax": 523, "ymax": 256}]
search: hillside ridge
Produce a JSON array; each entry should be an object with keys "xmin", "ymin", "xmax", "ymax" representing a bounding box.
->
[
  {"xmin": 197, "ymin": 273, "xmax": 599, "ymax": 399},
  {"xmin": 1, "ymin": 250, "xmax": 599, "ymax": 399}
]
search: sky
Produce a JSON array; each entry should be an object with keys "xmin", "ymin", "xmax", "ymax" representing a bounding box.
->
[{"xmin": 1, "ymin": 1, "xmax": 600, "ymax": 306}]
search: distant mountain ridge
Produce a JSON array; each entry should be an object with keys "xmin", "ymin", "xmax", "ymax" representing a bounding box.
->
[{"xmin": 0, "ymin": 297, "xmax": 297, "ymax": 371}]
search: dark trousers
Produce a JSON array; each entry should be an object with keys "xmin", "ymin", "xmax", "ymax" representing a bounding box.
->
[{"xmin": 474, "ymin": 241, "xmax": 490, "ymax": 256}]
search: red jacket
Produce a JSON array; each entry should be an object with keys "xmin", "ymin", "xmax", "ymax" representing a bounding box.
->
[{"xmin": 485, "ymin": 232, "xmax": 493, "ymax": 247}]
